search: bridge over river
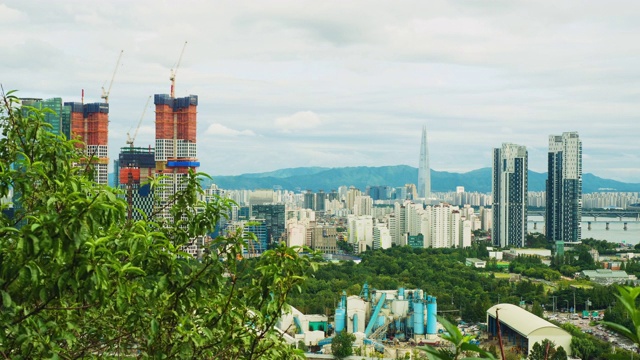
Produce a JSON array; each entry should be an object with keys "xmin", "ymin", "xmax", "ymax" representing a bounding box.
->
[{"xmin": 528, "ymin": 209, "xmax": 640, "ymax": 221}]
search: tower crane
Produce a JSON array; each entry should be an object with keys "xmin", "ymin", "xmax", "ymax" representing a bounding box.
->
[
  {"xmin": 170, "ymin": 41, "xmax": 187, "ymax": 98},
  {"xmin": 101, "ymin": 50, "xmax": 124, "ymax": 103},
  {"xmin": 126, "ymin": 95, "xmax": 152, "ymax": 148}
]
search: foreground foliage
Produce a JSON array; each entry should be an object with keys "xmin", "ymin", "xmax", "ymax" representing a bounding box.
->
[
  {"xmin": 331, "ymin": 331, "xmax": 355, "ymax": 359},
  {"xmin": 420, "ymin": 316, "xmax": 495, "ymax": 360},
  {"xmin": 0, "ymin": 90, "xmax": 315, "ymax": 358},
  {"xmin": 601, "ymin": 285, "xmax": 640, "ymax": 346}
]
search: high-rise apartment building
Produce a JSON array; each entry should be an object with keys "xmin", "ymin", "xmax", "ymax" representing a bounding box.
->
[
  {"xmin": 418, "ymin": 126, "xmax": 431, "ymax": 201},
  {"xmin": 153, "ymin": 94, "xmax": 199, "ymax": 219},
  {"xmin": 430, "ymin": 203, "xmax": 460, "ymax": 248},
  {"xmin": 251, "ymin": 204, "xmax": 286, "ymax": 244},
  {"xmin": 546, "ymin": 132, "xmax": 582, "ymax": 243},
  {"xmin": 303, "ymin": 190, "xmax": 315, "ymax": 210},
  {"xmin": 492, "ymin": 143, "xmax": 528, "ymax": 248},
  {"xmin": 315, "ymin": 190, "xmax": 326, "ymax": 212}
]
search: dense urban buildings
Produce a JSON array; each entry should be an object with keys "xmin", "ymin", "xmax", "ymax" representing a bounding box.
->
[
  {"xmin": 546, "ymin": 132, "xmax": 582, "ymax": 244},
  {"xmin": 492, "ymin": 143, "xmax": 528, "ymax": 248},
  {"xmin": 417, "ymin": 125, "xmax": 431, "ymax": 201}
]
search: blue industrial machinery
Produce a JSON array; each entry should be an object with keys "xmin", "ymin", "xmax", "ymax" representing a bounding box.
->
[
  {"xmin": 335, "ymin": 290, "xmax": 348, "ymax": 333},
  {"xmin": 364, "ymin": 293, "xmax": 387, "ymax": 336},
  {"xmin": 360, "ymin": 282, "xmax": 370, "ymax": 301},
  {"xmin": 413, "ymin": 300, "xmax": 425, "ymax": 335},
  {"xmin": 426, "ymin": 296, "xmax": 438, "ymax": 335},
  {"xmin": 353, "ymin": 313, "xmax": 358, "ymax": 333},
  {"xmin": 364, "ymin": 338, "xmax": 385, "ymax": 353},
  {"xmin": 335, "ymin": 308, "xmax": 346, "ymax": 333},
  {"xmin": 317, "ymin": 337, "xmax": 333, "ymax": 347},
  {"xmin": 322, "ymin": 286, "xmax": 440, "ymax": 352}
]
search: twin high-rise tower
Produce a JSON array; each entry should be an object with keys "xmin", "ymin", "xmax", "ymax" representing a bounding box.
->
[
  {"xmin": 546, "ymin": 132, "xmax": 582, "ymax": 244},
  {"xmin": 491, "ymin": 143, "xmax": 528, "ymax": 248},
  {"xmin": 491, "ymin": 132, "xmax": 582, "ymax": 248}
]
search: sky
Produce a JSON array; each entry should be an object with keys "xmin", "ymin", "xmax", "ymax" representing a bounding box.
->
[{"xmin": 2, "ymin": 1, "xmax": 640, "ymax": 182}]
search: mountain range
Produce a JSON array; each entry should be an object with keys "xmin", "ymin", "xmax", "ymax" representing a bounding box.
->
[{"xmin": 192, "ymin": 166, "xmax": 640, "ymax": 193}]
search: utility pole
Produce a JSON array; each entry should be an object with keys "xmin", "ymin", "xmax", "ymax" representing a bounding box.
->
[{"xmin": 496, "ymin": 308, "xmax": 506, "ymax": 360}]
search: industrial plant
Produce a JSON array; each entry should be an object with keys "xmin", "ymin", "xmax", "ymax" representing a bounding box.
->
[{"xmin": 277, "ymin": 283, "xmax": 442, "ymax": 357}]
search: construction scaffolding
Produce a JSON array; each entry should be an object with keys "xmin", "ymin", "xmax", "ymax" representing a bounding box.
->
[
  {"xmin": 153, "ymin": 93, "xmax": 199, "ymax": 220},
  {"xmin": 65, "ymin": 101, "xmax": 109, "ymax": 185}
]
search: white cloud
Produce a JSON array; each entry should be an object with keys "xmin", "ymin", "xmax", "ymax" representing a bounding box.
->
[
  {"xmin": 275, "ymin": 111, "xmax": 321, "ymax": 133},
  {"xmin": 0, "ymin": 4, "xmax": 24, "ymax": 23},
  {"xmin": 3, "ymin": 1, "xmax": 640, "ymax": 182},
  {"xmin": 205, "ymin": 123, "xmax": 256, "ymax": 137}
]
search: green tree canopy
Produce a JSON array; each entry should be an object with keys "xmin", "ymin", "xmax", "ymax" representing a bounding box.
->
[{"xmin": 331, "ymin": 331, "xmax": 355, "ymax": 359}]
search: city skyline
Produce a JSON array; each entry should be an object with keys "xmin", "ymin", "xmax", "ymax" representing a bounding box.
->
[{"xmin": 2, "ymin": 1, "xmax": 640, "ymax": 182}]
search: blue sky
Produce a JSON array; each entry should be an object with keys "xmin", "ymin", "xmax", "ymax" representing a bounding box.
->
[{"xmin": 2, "ymin": 0, "xmax": 639, "ymax": 182}]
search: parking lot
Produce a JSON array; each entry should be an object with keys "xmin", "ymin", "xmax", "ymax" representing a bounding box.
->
[{"xmin": 545, "ymin": 312, "xmax": 638, "ymax": 352}]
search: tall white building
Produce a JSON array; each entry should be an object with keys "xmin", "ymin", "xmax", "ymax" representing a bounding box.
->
[
  {"xmin": 347, "ymin": 215, "xmax": 374, "ymax": 253},
  {"xmin": 459, "ymin": 219, "xmax": 472, "ymax": 248},
  {"xmin": 430, "ymin": 203, "xmax": 460, "ymax": 248},
  {"xmin": 353, "ymin": 195, "xmax": 373, "ymax": 216},
  {"xmin": 390, "ymin": 202, "xmax": 407, "ymax": 246},
  {"xmin": 373, "ymin": 224, "xmax": 392, "ymax": 250},
  {"xmin": 418, "ymin": 125, "xmax": 431, "ymax": 201},
  {"xmin": 287, "ymin": 223, "xmax": 307, "ymax": 248},
  {"xmin": 492, "ymin": 143, "xmax": 528, "ymax": 248}
]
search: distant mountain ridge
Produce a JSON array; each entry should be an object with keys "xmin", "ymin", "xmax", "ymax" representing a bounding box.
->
[{"xmin": 196, "ymin": 166, "xmax": 640, "ymax": 193}]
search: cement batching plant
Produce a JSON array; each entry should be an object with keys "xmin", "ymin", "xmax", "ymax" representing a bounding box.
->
[{"xmin": 277, "ymin": 282, "xmax": 441, "ymax": 356}]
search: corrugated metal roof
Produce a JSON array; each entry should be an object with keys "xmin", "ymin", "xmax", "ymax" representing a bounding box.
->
[
  {"xmin": 582, "ymin": 269, "xmax": 629, "ymax": 278},
  {"xmin": 486, "ymin": 303, "xmax": 561, "ymax": 337}
]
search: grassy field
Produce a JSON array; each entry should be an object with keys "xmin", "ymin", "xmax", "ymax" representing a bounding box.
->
[{"xmin": 490, "ymin": 272, "xmax": 511, "ymax": 279}]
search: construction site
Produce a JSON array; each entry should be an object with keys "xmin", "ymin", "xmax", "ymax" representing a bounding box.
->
[{"xmin": 277, "ymin": 283, "xmax": 452, "ymax": 358}]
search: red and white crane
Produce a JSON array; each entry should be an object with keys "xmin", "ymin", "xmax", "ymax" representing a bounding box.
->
[{"xmin": 170, "ymin": 42, "xmax": 187, "ymax": 98}]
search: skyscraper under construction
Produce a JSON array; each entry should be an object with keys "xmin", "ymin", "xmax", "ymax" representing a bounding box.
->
[
  {"xmin": 153, "ymin": 94, "xmax": 199, "ymax": 219},
  {"xmin": 117, "ymin": 146, "xmax": 156, "ymax": 220},
  {"xmin": 65, "ymin": 101, "xmax": 110, "ymax": 185}
]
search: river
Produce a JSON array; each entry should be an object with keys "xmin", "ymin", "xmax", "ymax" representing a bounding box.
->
[{"xmin": 527, "ymin": 216, "xmax": 640, "ymax": 246}]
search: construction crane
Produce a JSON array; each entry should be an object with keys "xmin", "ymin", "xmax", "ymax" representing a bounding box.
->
[
  {"xmin": 126, "ymin": 95, "xmax": 152, "ymax": 148},
  {"xmin": 101, "ymin": 50, "xmax": 124, "ymax": 103},
  {"xmin": 170, "ymin": 41, "xmax": 187, "ymax": 98}
]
